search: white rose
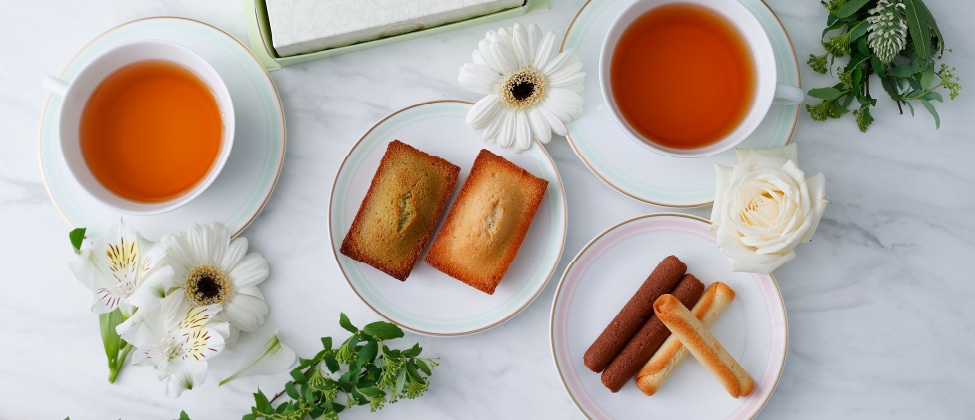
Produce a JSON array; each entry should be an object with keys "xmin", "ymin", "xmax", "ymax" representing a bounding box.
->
[{"xmin": 709, "ymin": 144, "xmax": 828, "ymax": 274}]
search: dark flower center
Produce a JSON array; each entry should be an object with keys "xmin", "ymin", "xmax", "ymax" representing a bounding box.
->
[
  {"xmin": 186, "ymin": 265, "xmax": 232, "ymax": 306},
  {"xmin": 501, "ymin": 70, "xmax": 546, "ymax": 109}
]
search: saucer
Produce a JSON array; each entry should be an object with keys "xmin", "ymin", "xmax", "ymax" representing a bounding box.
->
[
  {"xmin": 329, "ymin": 101, "xmax": 567, "ymax": 336},
  {"xmin": 39, "ymin": 17, "xmax": 286, "ymax": 239},
  {"xmin": 561, "ymin": 0, "xmax": 800, "ymax": 207}
]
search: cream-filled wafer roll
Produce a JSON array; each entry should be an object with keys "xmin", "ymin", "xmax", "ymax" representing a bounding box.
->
[
  {"xmin": 653, "ymin": 293, "xmax": 754, "ymax": 398},
  {"xmin": 636, "ymin": 281, "xmax": 735, "ymax": 396}
]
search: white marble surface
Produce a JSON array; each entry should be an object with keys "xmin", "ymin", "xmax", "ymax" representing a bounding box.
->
[{"xmin": 2, "ymin": 0, "xmax": 974, "ymax": 418}]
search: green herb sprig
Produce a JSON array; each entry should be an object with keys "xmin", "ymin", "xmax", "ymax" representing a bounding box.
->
[
  {"xmin": 806, "ymin": 0, "xmax": 961, "ymax": 132},
  {"xmin": 243, "ymin": 313, "xmax": 439, "ymax": 420}
]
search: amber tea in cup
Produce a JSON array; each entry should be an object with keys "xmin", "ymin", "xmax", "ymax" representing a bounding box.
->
[{"xmin": 81, "ymin": 60, "xmax": 223, "ymax": 203}]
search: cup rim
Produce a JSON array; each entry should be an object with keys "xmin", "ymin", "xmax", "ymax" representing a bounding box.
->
[
  {"xmin": 598, "ymin": 0, "xmax": 777, "ymax": 158},
  {"xmin": 56, "ymin": 39, "xmax": 235, "ymax": 215}
]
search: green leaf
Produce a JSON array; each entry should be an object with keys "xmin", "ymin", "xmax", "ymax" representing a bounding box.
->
[
  {"xmin": 919, "ymin": 99, "xmax": 940, "ymax": 128},
  {"xmin": 99, "ymin": 308, "xmax": 128, "ymax": 383},
  {"xmin": 178, "ymin": 410, "xmax": 191, "ymax": 420},
  {"xmin": 362, "ymin": 321, "xmax": 405, "ymax": 340},
  {"xmin": 290, "ymin": 368, "xmax": 307, "ymax": 384},
  {"xmin": 416, "ymin": 359, "xmax": 432, "ymax": 376},
  {"xmin": 254, "ymin": 389, "xmax": 273, "ymax": 413},
  {"xmin": 321, "ymin": 336, "xmax": 333, "ymax": 351},
  {"xmin": 821, "ymin": 19, "xmax": 847, "ymax": 39},
  {"xmin": 887, "ymin": 65, "xmax": 918, "ymax": 78},
  {"xmin": 903, "ymin": 0, "xmax": 932, "ymax": 60},
  {"xmin": 922, "ymin": 91, "xmax": 944, "ymax": 102},
  {"xmin": 848, "ymin": 21, "xmax": 870, "ymax": 42},
  {"xmin": 285, "ymin": 381, "xmax": 300, "ymax": 399},
  {"xmin": 394, "ymin": 368, "xmax": 408, "ymax": 396},
  {"xmin": 809, "ymin": 88, "xmax": 843, "ymax": 101},
  {"xmin": 402, "ymin": 343, "xmax": 422, "ymax": 358},
  {"xmin": 835, "ymin": 0, "xmax": 871, "ymax": 19},
  {"xmin": 919, "ymin": 69, "xmax": 935, "ymax": 89},
  {"xmin": 913, "ymin": 0, "xmax": 943, "ymax": 53},
  {"xmin": 358, "ymin": 341, "xmax": 379, "ymax": 366},
  {"xmin": 324, "ymin": 352, "xmax": 340, "ymax": 373},
  {"xmin": 69, "ymin": 228, "xmax": 86, "ymax": 253},
  {"xmin": 339, "ymin": 313, "xmax": 357, "ymax": 333}
]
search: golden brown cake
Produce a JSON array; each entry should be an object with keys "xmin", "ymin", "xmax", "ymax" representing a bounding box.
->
[
  {"xmin": 424, "ymin": 149, "xmax": 548, "ymax": 294},
  {"xmin": 340, "ymin": 140, "xmax": 460, "ymax": 281}
]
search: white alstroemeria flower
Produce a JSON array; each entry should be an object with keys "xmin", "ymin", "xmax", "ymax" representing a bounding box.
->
[
  {"xmin": 70, "ymin": 219, "xmax": 173, "ymax": 316},
  {"xmin": 218, "ymin": 327, "xmax": 296, "ymax": 385},
  {"xmin": 459, "ymin": 22, "xmax": 585, "ymax": 152},
  {"xmin": 117, "ymin": 289, "xmax": 229, "ymax": 397},
  {"xmin": 157, "ymin": 223, "xmax": 270, "ymax": 334},
  {"xmin": 710, "ymin": 144, "xmax": 828, "ymax": 274}
]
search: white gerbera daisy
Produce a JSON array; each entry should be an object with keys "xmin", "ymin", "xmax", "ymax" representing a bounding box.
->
[
  {"xmin": 459, "ymin": 23, "xmax": 585, "ymax": 152},
  {"xmin": 155, "ymin": 223, "xmax": 270, "ymax": 334},
  {"xmin": 117, "ymin": 289, "xmax": 228, "ymax": 397},
  {"xmin": 70, "ymin": 219, "xmax": 173, "ymax": 316}
]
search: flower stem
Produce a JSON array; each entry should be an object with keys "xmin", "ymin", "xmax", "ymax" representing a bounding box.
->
[{"xmin": 108, "ymin": 342, "xmax": 132, "ymax": 383}]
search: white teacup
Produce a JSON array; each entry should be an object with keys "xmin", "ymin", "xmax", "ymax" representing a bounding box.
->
[
  {"xmin": 44, "ymin": 39, "xmax": 234, "ymax": 215},
  {"xmin": 599, "ymin": 0, "xmax": 804, "ymax": 158}
]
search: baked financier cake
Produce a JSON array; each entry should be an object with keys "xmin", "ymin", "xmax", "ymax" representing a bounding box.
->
[
  {"xmin": 340, "ymin": 140, "xmax": 460, "ymax": 281},
  {"xmin": 425, "ymin": 149, "xmax": 548, "ymax": 294}
]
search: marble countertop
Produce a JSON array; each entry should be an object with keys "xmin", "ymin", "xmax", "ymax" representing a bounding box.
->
[{"xmin": 3, "ymin": 0, "xmax": 974, "ymax": 418}]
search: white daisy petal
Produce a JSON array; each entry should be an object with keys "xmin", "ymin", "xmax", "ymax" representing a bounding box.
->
[
  {"xmin": 459, "ymin": 63, "xmax": 501, "ymax": 94},
  {"xmin": 511, "ymin": 23, "xmax": 532, "ymax": 68},
  {"xmin": 227, "ymin": 253, "xmax": 269, "ymax": 288},
  {"xmin": 477, "ymin": 38, "xmax": 499, "ymax": 71},
  {"xmin": 526, "ymin": 24, "xmax": 543, "ymax": 60},
  {"xmin": 481, "ymin": 109, "xmax": 505, "ymax": 143},
  {"xmin": 544, "ymin": 89, "xmax": 585, "ymax": 116},
  {"xmin": 527, "ymin": 109, "xmax": 553, "ymax": 144},
  {"xmin": 467, "ymin": 95, "xmax": 504, "ymax": 129},
  {"xmin": 221, "ymin": 236, "xmax": 249, "ymax": 271},
  {"xmin": 513, "ymin": 111, "xmax": 532, "ymax": 152},
  {"xmin": 537, "ymin": 104, "xmax": 568, "ymax": 136},
  {"xmin": 222, "ymin": 293, "xmax": 268, "ymax": 332},
  {"xmin": 497, "ymin": 112, "xmax": 517, "ymax": 148},
  {"xmin": 541, "ymin": 50, "xmax": 579, "ymax": 77},
  {"xmin": 490, "ymin": 39, "xmax": 518, "ymax": 73},
  {"xmin": 533, "ymin": 32, "xmax": 559, "ymax": 70}
]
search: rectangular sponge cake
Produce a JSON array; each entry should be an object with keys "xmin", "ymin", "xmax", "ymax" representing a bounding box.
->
[
  {"xmin": 340, "ymin": 140, "xmax": 460, "ymax": 281},
  {"xmin": 425, "ymin": 149, "xmax": 548, "ymax": 294}
]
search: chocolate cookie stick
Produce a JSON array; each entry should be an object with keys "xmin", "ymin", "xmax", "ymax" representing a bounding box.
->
[
  {"xmin": 600, "ymin": 273, "xmax": 704, "ymax": 392},
  {"xmin": 583, "ymin": 255, "xmax": 686, "ymax": 373}
]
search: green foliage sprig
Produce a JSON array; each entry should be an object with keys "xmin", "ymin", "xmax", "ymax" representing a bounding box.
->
[
  {"xmin": 806, "ymin": 0, "xmax": 961, "ymax": 132},
  {"xmin": 244, "ymin": 313, "xmax": 439, "ymax": 420}
]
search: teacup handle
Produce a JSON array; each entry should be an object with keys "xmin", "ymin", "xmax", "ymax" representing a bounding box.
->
[
  {"xmin": 42, "ymin": 76, "xmax": 69, "ymax": 97},
  {"xmin": 773, "ymin": 83, "xmax": 805, "ymax": 105}
]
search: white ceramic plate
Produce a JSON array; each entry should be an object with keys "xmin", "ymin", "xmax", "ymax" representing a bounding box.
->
[
  {"xmin": 561, "ymin": 0, "xmax": 800, "ymax": 207},
  {"xmin": 39, "ymin": 17, "xmax": 286, "ymax": 239},
  {"xmin": 551, "ymin": 213, "xmax": 787, "ymax": 419},
  {"xmin": 329, "ymin": 101, "xmax": 567, "ymax": 336}
]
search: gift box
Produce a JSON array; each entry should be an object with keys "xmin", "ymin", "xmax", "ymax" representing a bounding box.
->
[{"xmin": 243, "ymin": 0, "xmax": 549, "ymax": 69}]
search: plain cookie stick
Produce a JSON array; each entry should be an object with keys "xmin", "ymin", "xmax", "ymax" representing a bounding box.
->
[
  {"xmin": 653, "ymin": 293, "xmax": 755, "ymax": 398},
  {"xmin": 636, "ymin": 281, "xmax": 736, "ymax": 396}
]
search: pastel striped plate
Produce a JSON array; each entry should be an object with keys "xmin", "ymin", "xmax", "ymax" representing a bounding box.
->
[
  {"xmin": 330, "ymin": 101, "xmax": 567, "ymax": 336},
  {"xmin": 550, "ymin": 213, "xmax": 787, "ymax": 419}
]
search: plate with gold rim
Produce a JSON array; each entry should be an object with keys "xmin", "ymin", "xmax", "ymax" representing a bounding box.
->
[
  {"xmin": 38, "ymin": 17, "xmax": 286, "ymax": 239},
  {"xmin": 550, "ymin": 213, "xmax": 787, "ymax": 419},
  {"xmin": 329, "ymin": 100, "xmax": 567, "ymax": 336},
  {"xmin": 561, "ymin": 0, "xmax": 799, "ymax": 207}
]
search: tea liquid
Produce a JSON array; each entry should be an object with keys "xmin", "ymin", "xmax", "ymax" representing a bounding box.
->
[
  {"xmin": 80, "ymin": 60, "xmax": 222, "ymax": 202},
  {"xmin": 610, "ymin": 3, "xmax": 756, "ymax": 149}
]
